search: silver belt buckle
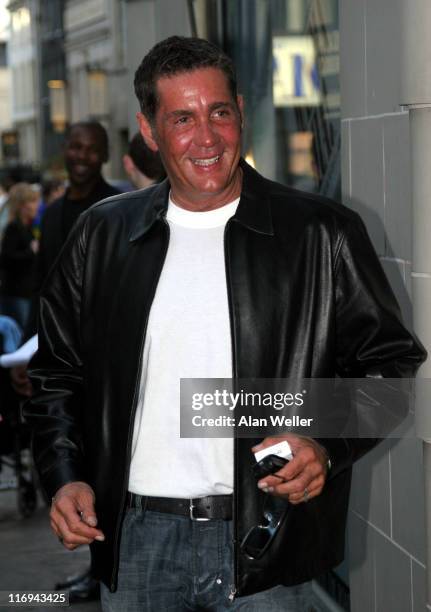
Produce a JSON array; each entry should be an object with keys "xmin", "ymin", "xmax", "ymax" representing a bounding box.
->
[{"xmin": 189, "ymin": 499, "xmax": 210, "ymax": 522}]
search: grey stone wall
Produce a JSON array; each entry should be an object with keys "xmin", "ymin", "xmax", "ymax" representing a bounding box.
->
[{"xmin": 340, "ymin": 1, "xmax": 426, "ymax": 610}]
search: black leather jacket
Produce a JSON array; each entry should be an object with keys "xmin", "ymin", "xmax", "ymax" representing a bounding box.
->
[{"xmin": 25, "ymin": 160, "xmax": 426, "ymax": 596}]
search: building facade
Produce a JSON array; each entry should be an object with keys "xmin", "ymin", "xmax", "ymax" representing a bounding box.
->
[
  {"xmin": 0, "ymin": 0, "xmax": 12, "ymax": 166},
  {"xmin": 8, "ymin": 0, "xmax": 40, "ymax": 166},
  {"xmin": 341, "ymin": 1, "xmax": 428, "ymax": 610},
  {"xmin": 39, "ymin": 0, "xmax": 67, "ymax": 174},
  {"xmin": 63, "ymin": 0, "xmax": 129, "ymax": 178}
]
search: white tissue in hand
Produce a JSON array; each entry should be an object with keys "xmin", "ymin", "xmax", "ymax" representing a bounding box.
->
[{"xmin": 254, "ymin": 440, "xmax": 293, "ymax": 463}]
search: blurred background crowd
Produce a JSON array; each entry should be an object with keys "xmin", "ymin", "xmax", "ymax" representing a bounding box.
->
[
  {"xmin": 0, "ymin": 125, "xmax": 165, "ymax": 339},
  {"xmin": 0, "ymin": 120, "xmax": 165, "ymax": 607}
]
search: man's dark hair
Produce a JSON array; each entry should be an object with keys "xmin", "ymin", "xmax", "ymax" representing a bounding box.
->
[
  {"xmin": 128, "ymin": 133, "xmax": 166, "ymax": 182},
  {"xmin": 134, "ymin": 36, "xmax": 238, "ymax": 124},
  {"xmin": 65, "ymin": 120, "xmax": 109, "ymax": 163}
]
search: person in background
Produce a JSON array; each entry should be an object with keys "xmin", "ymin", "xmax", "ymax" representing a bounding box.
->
[
  {"xmin": 122, "ymin": 132, "xmax": 166, "ymax": 189},
  {"xmin": 11, "ymin": 120, "xmax": 121, "ymax": 604},
  {"xmin": 35, "ymin": 121, "xmax": 120, "ymax": 292},
  {"xmin": 32, "ymin": 179, "xmax": 66, "ymax": 240},
  {"xmin": 0, "ymin": 176, "xmax": 18, "ymax": 241},
  {"xmin": 35, "ymin": 121, "xmax": 120, "ymax": 604},
  {"xmin": 0, "ymin": 183, "xmax": 39, "ymax": 329}
]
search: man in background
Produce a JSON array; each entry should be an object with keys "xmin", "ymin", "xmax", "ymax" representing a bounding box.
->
[
  {"xmin": 36, "ymin": 121, "xmax": 120, "ymax": 291},
  {"xmin": 12, "ymin": 120, "xmax": 120, "ymax": 604},
  {"xmin": 123, "ymin": 132, "xmax": 166, "ymax": 189}
]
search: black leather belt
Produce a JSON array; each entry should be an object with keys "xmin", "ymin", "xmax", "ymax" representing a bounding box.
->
[{"xmin": 127, "ymin": 492, "xmax": 232, "ymax": 521}]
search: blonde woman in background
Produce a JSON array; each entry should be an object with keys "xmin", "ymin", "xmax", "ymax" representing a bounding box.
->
[{"xmin": 0, "ymin": 183, "xmax": 39, "ymax": 329}]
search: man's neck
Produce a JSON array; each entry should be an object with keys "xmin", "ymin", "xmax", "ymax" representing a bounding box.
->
[
  {"xmin": 170, "ymin": 168, "xmax": 243, "ymax": 212},
  {"xmin": 67, "ymin": 176, "xmax": 102, "ymax": 201}
]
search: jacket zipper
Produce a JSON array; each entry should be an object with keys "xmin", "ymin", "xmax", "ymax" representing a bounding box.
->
[
  {"xmin": 224, "ymin": 220, "xmax": 238, "ymax": 602},
  {"xmin": 110, "ymin": 219, "xmax": 170, "ymax": 591}
]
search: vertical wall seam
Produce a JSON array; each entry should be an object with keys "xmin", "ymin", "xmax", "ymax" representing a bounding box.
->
[
  {"xmin": 388, "ymin": 447, "xmax": 393, "ymax": 539},
  {"xmin": 348, "ymin": 119, "xmax": 352, "ymax": 198},
  {"xmin": 410, "ymin": 554, "xmax": 414, "ymax": 611},
  {"xmin": 363, "ymin": 2, "xmax": 368, "ymax": 115},
  {"xmin": 382, "ymin": 119, "xmax": 387, "ymax": 256},
  {"xmin": 373, "ymin": 523, "xmax": 377, "ymax": 612}
]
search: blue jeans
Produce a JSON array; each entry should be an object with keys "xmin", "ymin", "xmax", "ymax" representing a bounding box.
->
[{"xmin": 101, "ymin": 505, "xmax": 312, "ymax": 611}]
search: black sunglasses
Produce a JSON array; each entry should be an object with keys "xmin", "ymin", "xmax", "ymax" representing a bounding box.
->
[{"xmin": 240, "ymin": 497, "xmax": 289, "ymax": 559}]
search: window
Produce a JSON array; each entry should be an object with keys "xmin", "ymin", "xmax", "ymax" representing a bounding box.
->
[
  {"xmin": 200, "ymin": 0, "xmax": 341, "ymax": 200},
  {"xmin": 0, "ymin": 43, "xmax": 7, "ymax": 67}
]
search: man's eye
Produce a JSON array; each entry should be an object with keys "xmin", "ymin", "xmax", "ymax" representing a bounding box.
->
[
  {"xmin": 175, "ymin": 116, "xmax": 189, "ymax": 125},
  {"xmin": 214, "ymin": 109, "xmax": 230, "ymax": 118}
]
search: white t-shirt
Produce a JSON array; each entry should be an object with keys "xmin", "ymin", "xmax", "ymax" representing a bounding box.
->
[{"xmin": 128, "ymin": 196, "xmax": 239, "ymax": 498}]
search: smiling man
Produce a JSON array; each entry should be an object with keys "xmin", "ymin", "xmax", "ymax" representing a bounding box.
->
[
  {"xmin": 24, "ymin": 37, "xmax": 425, "ymax": 612},
  {"xmin": 137, "ymin": 67, "xmax": 243, "ymax": 209},
  {"xmin": 36, "ymin": 121, "xmax": 120, "ymax": 297}
]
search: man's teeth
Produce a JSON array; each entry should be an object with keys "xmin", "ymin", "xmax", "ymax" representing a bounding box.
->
[{"xmin": 193, "ymin": 156, "xmax": 220, "ymax": 167}]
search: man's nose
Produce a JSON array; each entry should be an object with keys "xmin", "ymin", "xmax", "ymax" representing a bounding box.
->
[
  {"xmin": 76, "ymin": 147, "xmax": 90, "ymax": 162},
  {"xmin": 194, "ymin": 119, "xmax": 220, "ymax": 148}
]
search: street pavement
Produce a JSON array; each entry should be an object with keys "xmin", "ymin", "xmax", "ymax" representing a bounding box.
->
[{"xmin": 0, "ymin": 464, "xmax": 101, "ymax": 612}]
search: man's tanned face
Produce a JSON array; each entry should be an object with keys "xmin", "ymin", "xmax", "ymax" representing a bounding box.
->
[{"xmin": 138, "ymin": 67, "xmax": 243, "ymax": 211}]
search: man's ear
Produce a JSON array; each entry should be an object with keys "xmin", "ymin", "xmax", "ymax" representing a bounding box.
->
[
  {"xmin": 237, "ymin": 95, "xmax": 244, "ymax": 130},
  {"xmin": 136, "ymin": 112, "xmax": 159, "ymax": 152}
]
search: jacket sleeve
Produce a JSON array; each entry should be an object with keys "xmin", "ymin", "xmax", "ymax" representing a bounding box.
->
[
  {"xmin": 23, "ymin": 213, "xmax": 90, "ymax": 499},
  {"xmin": 318, "ymin": 212, "xmax": 427, "ymax": 477}
]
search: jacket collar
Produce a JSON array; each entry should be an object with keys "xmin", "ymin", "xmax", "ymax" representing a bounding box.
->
[
  {"xmin": 129, "ymin": 158, "xmax": 274, "ymax": 242},
  {"xmin": 235, "ymin": 158, "xmax": 274, "ymax": 235},
  {"xmin": 129, "ymin": 179, "xmax": 170, "ymax": 241}
]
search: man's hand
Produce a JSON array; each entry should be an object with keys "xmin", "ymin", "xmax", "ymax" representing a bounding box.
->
[
  {"xmin": 50, "ymin": 482, "xmax": 105, "ymax": 550},
  {"xmin": 252, "ymin": 435, "xmax": 329, "ymax": 505}
]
